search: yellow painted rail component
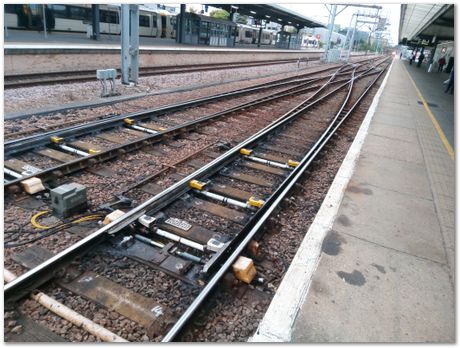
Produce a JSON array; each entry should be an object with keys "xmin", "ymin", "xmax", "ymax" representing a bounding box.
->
[
  {"xmin": 247, "ymin": 196, "xmax": 265, "ymax": 208},
  {"xmin": 189, "ymin": 180, "xmax": 207, "ymax": 190},
  {"xmin": 88, "ymin": 149, "xmax": 100, "ymax": 155},
  {"xmin": 287, "ymin": 160, "xmax": 299, "ymax": 168},
  {"xmin": 50, "ymin": 136, "xmax": 64, "ymax": 144},
  {"xmin": 123, "ymin": 118, "xmax": 135, "ymax": 125},
  {"xmin": 240, "ymin": 148, "xmax": 253, "ymax": 156}
]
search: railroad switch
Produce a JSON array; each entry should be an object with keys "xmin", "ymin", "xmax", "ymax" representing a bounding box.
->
[
  {"xmin": 50, "ymin": 183, "xmax": 87, "ymax": 218},
  {"xmin": 232, "ymin": 256, "xmax": 257, "ymax": 284},
  {"xmin": 287, "ymin": 160, "xmax": 300, "ymax": 168}
]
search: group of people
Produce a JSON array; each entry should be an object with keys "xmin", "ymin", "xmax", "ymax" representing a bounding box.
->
[
  {"xmin": 408, "ymin": 50, "xmax": 425, "ymax": 68},
  {"xmin": 400, "ymin": 49, "xmax": 454, "ymax": 94}
]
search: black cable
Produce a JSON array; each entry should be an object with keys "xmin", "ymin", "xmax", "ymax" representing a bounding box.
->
[{"xmin": 4, "ymin": 211, "xmax": 105, "ymax": 248}]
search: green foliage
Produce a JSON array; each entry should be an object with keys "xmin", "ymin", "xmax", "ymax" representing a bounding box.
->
[
  {"xmin": 209, "ymin": 9, "xmax": 230, "ymax": 20},
  {"xmin": 236, "ymin": 15, "xmax": 248, "ymax": 24}
]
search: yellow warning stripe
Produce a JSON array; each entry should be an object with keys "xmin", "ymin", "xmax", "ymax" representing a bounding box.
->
[{"xmin": 404, "ymin": 67, "xmax": 454, "ymax": 161}]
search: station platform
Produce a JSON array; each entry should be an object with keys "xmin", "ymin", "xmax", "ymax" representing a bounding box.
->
[
  {"xmin": 252, "ymin": 58, "xmax": 455, "ymax": 342},
  {"xmin": 4, "ymin": 29, "xmax": 318, "ymax": 53},
  {"xmin": 4, "ymin": 30, "xmax": 326, "ymax": 76}
]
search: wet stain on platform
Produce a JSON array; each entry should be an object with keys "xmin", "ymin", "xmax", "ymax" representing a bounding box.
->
[
  {"xmin": 347, "ymin": 185, "xmax": 373, "ymax": 195},
  {"xmin": 336, "ymin": 214, "xmax": 352, "ymax": 227},
  {"xmin": 337, "ymin": 270, "xmax": 366, "ymax": 286},
  {"xmin": 372, "ymin": 263, "xmax": 386, "ymax": 274},
  {"xmin": 322, "ymin": 230, "xmax": 346, "ymax": 256}
]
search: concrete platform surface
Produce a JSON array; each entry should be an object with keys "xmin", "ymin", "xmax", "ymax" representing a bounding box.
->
[{"xmin": 252, "ymin": 58, "xmax": 454, "ymax": 342}]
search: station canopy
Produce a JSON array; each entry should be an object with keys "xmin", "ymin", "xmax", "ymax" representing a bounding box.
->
[
  {"xmin": 206, "ymin": 4, "xmax": 326, "ymax": 29},
  {"xmin": 399, "ymin": 4, "xmax": 454, "ymax": 45}
]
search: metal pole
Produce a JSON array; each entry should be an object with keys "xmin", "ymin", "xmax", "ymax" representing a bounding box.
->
[
  {"xmin": 257, "ymin": 26, "xmax": 262, "ymax": 48},
  {"xmin": 91, "ymin": 5, "xmax": 100, "ymax": 40},
  {"xmin": 121, "ymin": 4, "xmax": 130, "ymax": 84},
  {"xmin": 42, "ymin": 5, "xmax": 47, "ymax": 39},
  {"xmin": 347, "ymin": 15, "xmax": 357, "ymax": 60},
  {"xmin": 4, "ymin": 10, "xmax": 8, "ymax": 37},
  {"xmin": 178, "ymin": 4, "xmax": 186, "ymax": 44},
  {"xmin": 129, "ymin": 5, "xmax": 139, "ymax": 84},
  {"xmin": 324, "ymin": 4, "xmax": 337, "ymax": 60},
  {"xmin": 343, "ymin": 11, "xmax": 355, "ymax": 52}
]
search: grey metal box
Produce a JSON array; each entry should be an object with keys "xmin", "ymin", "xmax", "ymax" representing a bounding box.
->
[
  {"xmin": 96, "ymin": 69, "xmax": 117, "ymax": 80},
  {"xmin": 50, "ymin": 183, "xmax": 87, "ymax": 217}
]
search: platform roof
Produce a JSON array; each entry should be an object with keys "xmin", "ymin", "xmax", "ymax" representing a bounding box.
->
[
  {"xmin": 206, "ymin": 4, "xmax": 326, "ymax": 29},
  {"xmin": 399, "ymin": 4, "xmax": 454, "ymax": 45}
]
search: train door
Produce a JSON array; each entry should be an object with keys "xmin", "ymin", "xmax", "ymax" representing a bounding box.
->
[{"xmin": 161, "ymin": 14, "xmax": 166, "ymax": 38}]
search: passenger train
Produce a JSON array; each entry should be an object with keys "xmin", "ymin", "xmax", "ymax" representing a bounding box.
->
[
  {"xmin": 5, "ymin": 4, "xmax": 176, "ymax": 38},
  {"xmin": 235, "ymin": 24, "xmax": 277, "ymax": 46},
  {"xmin": 5, "ymin": 4, "xmax": 281, "ymax": 46}
]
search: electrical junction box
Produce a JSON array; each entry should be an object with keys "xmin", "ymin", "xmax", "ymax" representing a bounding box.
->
[
  {"xmin": 96, "ymin": 68, "xmax": 117, "ymax": 80},
  {"xmin": 50, "ymin": 183, "xmax": 87, "ymax": 218}
]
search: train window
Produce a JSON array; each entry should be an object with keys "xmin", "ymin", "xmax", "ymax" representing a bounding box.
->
[
  {"xmin": 49, "ymin": 4, "xmax": 67, "ymax": 18},
  {"xmin": 139, "ymin": 15, "xmax": 150, "ymax": 27},
  {"xmin": 100, "ymin": 9, "xmax": 119, "ymax": 24},
  {"xmin": 68, "ymin": 6, "xmax": 90, "ymax": 21},
  {"xmin": 5, "ymin": 4, "xmax": 20, "ymax": 13},
  {"xmin": 245, "ymin": 30, "xmax": 252, "ymax": 38}
]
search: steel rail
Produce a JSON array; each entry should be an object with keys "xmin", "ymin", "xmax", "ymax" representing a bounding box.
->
[
  {"xmin": 4, "ymin": 69, "xmax": 361, "ymax": 189},
  {"xmin": 4, "ymin": 59, "xmax": 387, "ymax": 304},
  {"xmin": 3, "ymin": 64, "xmax": 350, "ymax": 303},
  {"xmin": 161, "ymin": 58, "xmax": 391, "ymax": 342},
  {"xmin": 5, "ymin": 66, "xmax": 344, "ymax": 156},
  {"xmin": 5, "ymin": 56, "xmax": 380, "ymax": 151},
  {"xmin": 4, "ymin": 57, "xmax": 322, "ymax": 88}
]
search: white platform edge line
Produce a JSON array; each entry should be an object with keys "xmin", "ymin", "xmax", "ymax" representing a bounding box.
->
[{"xmin": 249, "ymin": 60, "xmax": 395, "ymax": 343}]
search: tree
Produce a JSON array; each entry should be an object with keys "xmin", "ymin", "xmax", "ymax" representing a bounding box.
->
[
  {"xmin": 236, "ymin": 15, "xmax": 248, "ymax": 24},
  {"xmin": 210, "ymin": 9, "xmax": 230, "ymax": 20}
]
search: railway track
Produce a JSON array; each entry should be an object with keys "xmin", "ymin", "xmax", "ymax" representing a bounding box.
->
[
  {"xmin": 3, "ymin": 63, "xmax": 347, "ymax": 141},
  {"xmin": 4, "ymin": 61, "xmax": 376, "ymax": 190},
  {"xmin": 4, "ymin": 57, "xmax": 390, "ymax": 342},
  {"xmin": 4, "ymin": 57, "xmax": 321, "ymax": 89}
]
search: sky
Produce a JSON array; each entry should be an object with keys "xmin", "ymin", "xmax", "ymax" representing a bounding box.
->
[{"xmin": 279, "ymin": 4, "xmax": 400, "ymax": 45}]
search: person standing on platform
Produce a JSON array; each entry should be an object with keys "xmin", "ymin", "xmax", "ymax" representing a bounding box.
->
[
  {"xmin": 445, "ymin": 67, "xmax": 454, "ymax": 94},
  {"xmin": 417, "ymin": 51, "xmax": 425, "ymax": 68},
  {"xmin": 438, "ymin": 56, "xmax": 446, "ymax": 72},
  {"xmin": 410, "ymin": 50, "xmax": 416, "ymax": 65}
]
